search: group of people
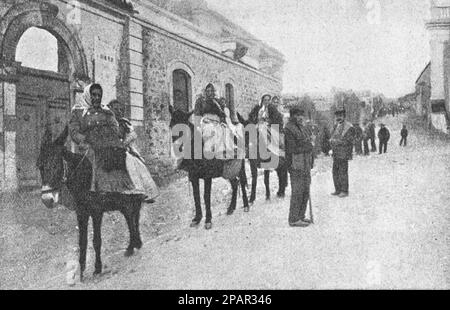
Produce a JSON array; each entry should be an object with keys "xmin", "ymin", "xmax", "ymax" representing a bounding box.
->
[
  {"xmin": 352, "ymin": 122, "xmax": 409, "ymax": 156},
  {"xmin": 68, "ymin": 83, "xmax": 159, "ymax": 203},
  {"xmin": 67, "ymin": 82, "xmax": 411, "ymax": 230}
]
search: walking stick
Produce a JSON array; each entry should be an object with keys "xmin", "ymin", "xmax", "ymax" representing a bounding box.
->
[{"xmin": 308, "ymin": 195, "xmax": 314, "ymax": 224}]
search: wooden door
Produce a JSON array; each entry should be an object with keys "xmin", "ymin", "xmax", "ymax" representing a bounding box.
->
[{"xmin": 16, "ymin": 67, "xmax": 70, "ymax": 188}]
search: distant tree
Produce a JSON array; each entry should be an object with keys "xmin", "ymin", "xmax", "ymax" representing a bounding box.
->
[
  {"xmin": 283, "ymin": 95, "xmax": 316, "ymax": 120},
  {"xmin": 331, "ymin": 91, "xmax": 361, "ymax": 124}
]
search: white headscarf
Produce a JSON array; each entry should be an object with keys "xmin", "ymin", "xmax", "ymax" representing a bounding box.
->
[{"xmin": 71, "ymin": 84, "xmax": 92, "ymax": 112}]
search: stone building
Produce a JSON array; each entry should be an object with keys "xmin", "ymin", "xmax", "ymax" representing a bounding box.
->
[
  {"xmin": 426, "ymin": 0, "xmax": 450, "ymax": 133},
  {"xmin": 0, "ymin": 0, "xmax": 284, "ymax": 191},
  {"xmin": 415, "ymin": 62, "xmax": 431, "ymax": 120}
]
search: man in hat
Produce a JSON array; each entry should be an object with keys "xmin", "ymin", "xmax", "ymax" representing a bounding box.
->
[
  {"xmin": 368, "ymin": 121, "xmax": 377, "ymax": 152},
  {"xmin": 378, "ymin": 123, "xmax": 390, "ymax": 154},
  {"xmin": 330, "ymin": 109, "xmax": 355, "ymax": 198},
  {"xmin": 353, "ymin": 123, "xmax": 363, "ymax": 155},
  {"xmin": 362, "ymin": 120, "xmax": 370, "ymax": 156},
  {"xmin": 284, "ymin": 106, "xmax": 314, "ymax": 227}
]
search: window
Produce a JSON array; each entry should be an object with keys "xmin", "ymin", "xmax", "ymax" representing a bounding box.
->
[
  {"xmin": 172, "ymin": 69, "xmax": 191, "ymax": 113},
  {"xmin": 225, "ymin": 83, "xmax": 235, "ymax": 113}
]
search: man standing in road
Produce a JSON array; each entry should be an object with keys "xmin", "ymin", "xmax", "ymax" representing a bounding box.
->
[
  {"xmin": 284, "ymin": 107, "xmax": 314, "ymax": 227},
  {"xmin": 369, "ymin": 121, "xmax": 377, "ymax": 152},
  {"xmin": 362, "ymin": 120, "xmax": 370, "ymax": 156},
  {"xmin": 378, "ymin": 124, "xmax": 390, "ymax": 154},
  {"xmin": 330, "ymin": 110, "xmax": 355, "ymax": 198},
  {"xmin": 400, "ymin": 125, "xmax": 408, "ymax": 147},
  {"xmin": 353, "ymin": 123, "xmax": 363, "ymax": 155}
]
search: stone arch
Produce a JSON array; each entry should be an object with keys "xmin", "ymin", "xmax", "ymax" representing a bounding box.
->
[
  {"xmin": 0, "ymin": 1, "xmax": 88, "ymax": 80},
  {"xmin": 166, "ymin": 60, "xmax": 196, "ymax": 110}
]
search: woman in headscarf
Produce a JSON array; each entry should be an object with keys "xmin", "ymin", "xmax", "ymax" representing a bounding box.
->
[
  {"xmin": 248, "ymin": 94, "xmax": 285, "ymax": 161},
  {"xmin": 108, "ymin": 99, "xmax": 159, "ymax": 202},
  {"xmin": 68, "ymin": 84, "xmax": 136, "ymax": 194},
  {"xmin": 193, "ymin": 84, "xmax": 237, "ymax": 159}
]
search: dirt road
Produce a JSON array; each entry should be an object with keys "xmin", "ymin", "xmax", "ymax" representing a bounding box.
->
[{"xmin": 3, "ymin": 114, "xmax": 449, "ymax": 289}]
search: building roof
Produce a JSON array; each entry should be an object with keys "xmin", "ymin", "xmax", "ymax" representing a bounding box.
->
[
  {"xmin": 140, "ymin": 0, "xmax": 284, "ymax": 62},
  {"xmin": 415, "ymin": 62, "xmax": 431, "ymax": 85}
]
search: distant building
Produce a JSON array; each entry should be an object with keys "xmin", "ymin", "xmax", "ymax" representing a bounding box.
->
[
  {"xmin": 415, "ymin": 62, "xmax": 431, "ymax": 120},
  {"xmin": 426, "ymin": 0, "xmax": 450, "ymax": 133}
]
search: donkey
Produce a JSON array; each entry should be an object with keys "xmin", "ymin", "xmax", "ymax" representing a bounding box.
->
[
  {"xmin": 37, "ymin": 126, "xmax": 144, "ymax": 281},
  {"xmin": 169, "ymin": 107, "xmax": 249, "ymax": 230},
  {"xmin": 237, "ymin": 111, "xmax": 288, "ymax": 203}
]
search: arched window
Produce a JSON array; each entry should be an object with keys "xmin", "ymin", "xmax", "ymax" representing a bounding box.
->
[
  {"xmin": 225, "ymin": 83, "xmax": 235, "ymax": 114},
  {"xmin": 15, "ymin": 27, "xmax": 65, "ymax": 73},
  {"xmin": 172, "ymin": 69, "xmax": 192, "ymax": 113}
]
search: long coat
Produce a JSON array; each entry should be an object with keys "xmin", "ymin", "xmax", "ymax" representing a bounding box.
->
[
  {"xmin": 69, "ymin": 106, "xmax": 134, "ymax": 193},
  {"xmin": 330, "ymin": 121, "xmax": 355, "ymax": 161},
  {"xmin": 378, "ymin": 127, "xmax": 391, "ymax": 142},
  {"xmin": 284, "ymin": 118, "xmax": 314, "ymax": 172}
]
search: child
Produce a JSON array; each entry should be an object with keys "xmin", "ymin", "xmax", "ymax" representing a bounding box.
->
[{"xmin": 108, "ymin": 99, "xmax": 159, "ymax": 203}]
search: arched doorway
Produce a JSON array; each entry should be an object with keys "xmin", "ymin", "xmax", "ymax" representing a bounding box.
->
[
  {"xmin": 0, "ymin": 2, "xmax": 88, "ymax": 189},
  {"xmin": 14, "ymin": 27, "xmax": 71, "ymax": 187},
  {"xmin": 172, "ymin": 69, "xmax": 192, "ymax": 113}
]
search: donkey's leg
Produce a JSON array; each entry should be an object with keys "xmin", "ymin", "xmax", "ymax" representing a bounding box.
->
[
  {"xmin": 250, "ymin": 160, "xmax": 258, "ymax": 203},
  {"xmin": 240, "ymin": 165, "xmax": 250, "ymax": 212},
  {"xmin": 191, "ymin": 177, "xmax": 202, "ymax": 227},
  {"xmin": 227, "ymin": 178, "xmax": 238, "ymax": 216},
  {"xmin": 92, "ymin": 211, "xmax": 104, "ymax": 275},
  {"xmin": 123, "ymin": 204, "xmax": 137, "ymax": 257},
  {"xmin": 204, "ymin": 178, "xmax": 213, "ymax": 230},
  {"xmin": 264, "ymin": 170, "xmax": 271, "ymax": 200},
  {"xmin": 77, "ymin": 211, "xmax": 89, "ymax": 282},
  {"xmin": 133, "ymin": 200, "xmax": 143, "ymax": 250}
]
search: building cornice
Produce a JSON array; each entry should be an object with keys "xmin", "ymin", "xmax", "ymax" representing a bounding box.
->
[{"xmin": 426, "ymin": 19, "xmax": 450, "ymax": 29}]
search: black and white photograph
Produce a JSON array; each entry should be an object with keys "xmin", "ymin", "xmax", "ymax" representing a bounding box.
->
[{"xmin": 0, "ymin": 0, "xmax": 448, "ymax": 292}]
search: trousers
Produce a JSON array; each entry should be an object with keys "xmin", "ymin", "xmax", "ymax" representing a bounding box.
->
[
  {"xmin": 288, "ymin": 169, "xmax": 311, "ymax": 223},
  {"xmin": 332, "ymin": 158, "xmax": 349, "ymax": 193},
  {"xmin": 400, "ymin": 137, "xmax": 407, "ymax": 146},
  {"xmin": 379, "ymin": 141, "xmax": 388, "ymax": 154}
]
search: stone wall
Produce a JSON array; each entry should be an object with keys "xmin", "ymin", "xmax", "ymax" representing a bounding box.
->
[{"xmin": 140, "ymin": 28, "xmax": 282, "ymax": 180}]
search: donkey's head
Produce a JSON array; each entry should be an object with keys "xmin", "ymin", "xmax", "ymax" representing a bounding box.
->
[
  {"xmin": 37, "ymin": 126, "xmax": 68, "ymax": 209},
  {"xmin": 169, "ymin": 105, "xmax": 193, "ymax": 127},
  {"xmin": 168, "ymin": 105, "xmax": 194, "ymax": 142}
]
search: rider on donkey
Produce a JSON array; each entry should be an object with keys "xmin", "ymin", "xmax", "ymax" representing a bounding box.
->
[
  {"xmin": 69, "ymin": 84, "xmax": 154, "ymax": 199},
  {"xmin": 193, "ymin": 84, "xmax": 240, "ymax": 160},
  {"xmin": 248, "ymin": 94, "xmax": 285, "ymax": 167},
  {"xmin": 108, "ymin": 99, "xmax": 159, "ymax": 202}
]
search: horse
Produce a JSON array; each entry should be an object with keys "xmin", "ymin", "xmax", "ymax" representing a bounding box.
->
[
  {"xmin": 37, "ymin": 126, "xmax": 144, "ymax": 281},
  {"xmin": 237, "ymin": 109, "xmax": 289, "ymax": 203},
  {"xmin": 169, "ymin": 106, "xmax": 249, "ymax": 230}
]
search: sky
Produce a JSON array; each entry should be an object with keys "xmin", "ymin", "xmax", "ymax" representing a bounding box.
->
[
  {"xmin": 15, "ymin": 0, "xmax": 431, "ymax": 98},
  {"xmin": 206, "ymin": 0, "xmax": 431, "ymax": 98}
]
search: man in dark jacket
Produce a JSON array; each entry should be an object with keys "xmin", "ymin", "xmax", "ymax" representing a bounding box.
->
[
  {"xmin": 353, "ymin": 123, "xmax": 363, "ymax": 155},
  {"xmin": 362, "ymin": 120, "xmax": 370, "ymax": 156},
  {"xmin": 330, "ymin": 110, "xmax": 355, "ymax": 198},
  {"xmin": 369, "ymin": 121, "xmax": 377, "ymax": 152},
  {"xmin": 284, "ymin": 107, "xmax": 314, "ymax": 227},
  {"xmin": 321, "ymin": 125, "xmax": 331, "ymax": 156},
  {"xmin": 400, "ymin": 125, "xmax": 408, "ymax": 147},
  {"xmin": 378, "ymin": 124, "xmax": 390, "ymax": 154}
]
